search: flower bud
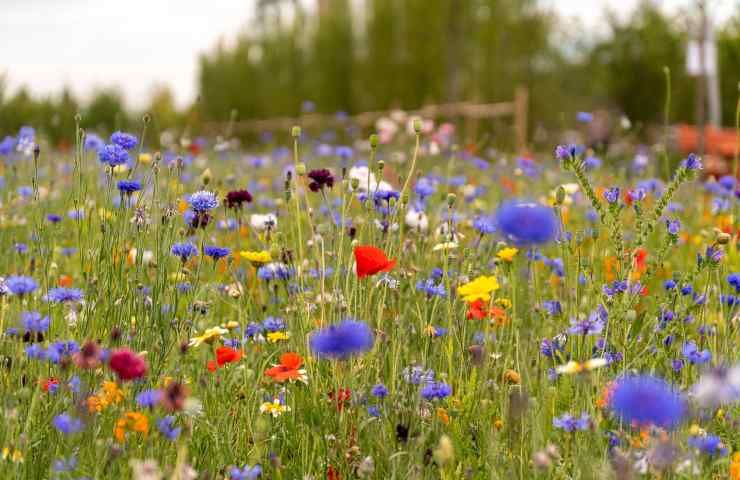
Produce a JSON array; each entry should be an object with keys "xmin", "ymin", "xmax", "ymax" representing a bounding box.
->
[
  {"xmin": 447, "ymin": 193, "xmax": 457, "ymax": 207},
  {"xmin": 413, "ymin": 118, "xmax": 422, "ymax": 134},
  {"xmin": 555, "ymin": 186, "xmax": 566, "ymax": 205},
  {"xmin": 291, "ymin": 126, "xmax": 301, "ymax": 138},
  {"xmin": 369, "ymin": 134, "xmax": 378, "ymax": 148},
  {"xmin": 296, "ymin": 163, "xmax": 306, "ymax": 176}
]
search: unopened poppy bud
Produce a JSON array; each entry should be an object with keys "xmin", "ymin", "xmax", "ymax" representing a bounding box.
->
[
  {"xmin": 399, "ymin": 193, "xmax": 408, "ymax": 206},
  {"xmin": 350, "ymin": 178, "xmax": 360, "ymax": 190},
  {"xmin": 296, "ymin": 163, "xmax": 306, "ymax": 176},
  {"xmin": 447, "ymin": 193, "xmax": 457, "ymax": 207},
  {"xmin": 291, "ymin": 126, "xmax": 301, "ymax": 138},
  {"xmin": 142, "ymin": 113, "xmax": 151, "ymax": 124},
  {"xmin": 369, "ymin": 134, "xmax": 378, "ymax": 148},
  {"xmin": 716, "ymin": 232, "xmax": 731, "ymax": 245},
  {"xmin": 413, "ymin": 118, "xmax": 422, "ymax": 134},
  {"xmin": 555, "ymin": 186, "xmax": 566, "ymax": 205},
  {"xmin": 377, "ymin": 160, "xmax": 385, "ymax": 171}
]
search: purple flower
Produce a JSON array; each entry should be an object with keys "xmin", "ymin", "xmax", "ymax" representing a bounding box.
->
[
  {"xmin": 156, "ymin": 416, "xmax": 182, "ymax": 441},
  {"xmin": 495, "ymin": 200, "xmax": 558, "ymax": 245},
  {"xmin": 6, "ymin": 276, "xmax": 38, "ymax": 296},
  {"xmin": 136, "ymin": 389, "xmax": 163, "ymax": 408},
  {"xmin": 187, "ymin": 190, "xmax": 219, "ymax": 212},
  {"xmin": 568, "ymin": 313, "xmax": 604, "ymax": 336},
  {"xmin": 45, "ymin": 288, "xmax": 84, "ymax": 304},
  {"xmin": 228, "ymin": 464, "xmax": 262, "ymax": 480},
  {"xmin": 117, "ymin": 179, "xmax": 142, "ymax": 194},
  {"xmin": 666, "ymin": 219, "xmax": 680, "ymax": 235},
  {"xmin": 688, "ymin": 434, "xmax": 727, "ymax": 456},
  {"xmin": 681, "ymin": 153, "xmax": 702, "ymax": 171},
  {"xmin": 371, "ymin": 384, "xmax": 388, "ymax": 398},
  {"xmin": 203, "ymin": 245, "xmax": 230, "ymax": 260},
  {"xmin": 603, "ymin": 187, "xmax": 620, "ymax": 204},
  {"xmin": 171, "ymin": 242, "xmax": 198, "ymax": 262}
]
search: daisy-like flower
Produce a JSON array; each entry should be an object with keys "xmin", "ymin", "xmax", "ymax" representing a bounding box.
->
[
  {"xmin": 249, "ymin": 213, "xmax": 277, "ymax": 231},
  {"xmin": 496, "ymin": 247, "xmax": 518, "ymax": 262},
  {"xmin": 189, "ymin": 326, "xmax": 228, "ymax": 347},
  {"xmin": 457, "ymin": 275, "xmax": 499, "ymax": 302},
  {"xmin": 265, "ymin": 352, "xmax": 308, "ymax": 383},
  {"xmin": 260, "ymin": 398, "xmax": 291, "ymax": 417}
]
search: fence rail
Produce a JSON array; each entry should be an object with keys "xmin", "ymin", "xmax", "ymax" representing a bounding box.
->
[{"xmin": 204, "ymin": 86, "xmax": 529, "ymax": 150}]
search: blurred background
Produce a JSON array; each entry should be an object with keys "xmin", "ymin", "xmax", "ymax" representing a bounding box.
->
[{"xmin": 1, "ymin": 0, "xmax": 738, "ymax": 153}]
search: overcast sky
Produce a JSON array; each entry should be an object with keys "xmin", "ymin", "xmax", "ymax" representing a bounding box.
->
[{"xmin": 1, "ymin": 0, "xmax": 736, "ymax": 109}]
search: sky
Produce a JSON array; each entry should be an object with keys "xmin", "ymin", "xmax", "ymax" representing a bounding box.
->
[{"xmin": 0, "ymin": 0, "xmax": 736, "ymax": 109}]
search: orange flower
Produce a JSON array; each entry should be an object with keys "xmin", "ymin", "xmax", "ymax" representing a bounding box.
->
[
  {"xmin": 114, "ymin": 412, "xmax": 149, "ymax": 443},
  {"xmin": 58, "ymin": 275, "xmax": 73, "ymax": 287},
  {"xmin": 265, "ymin": 352, "xmax": 308, "ymax": 383},
  {"xmin": 633, "ymin": 248, "xmax": 647, "ymax": 273},
  {"xmin": 466, "ymin": 299, "xmax": 509, "ymax": 326},
  {"xmin": 353, "ymin": 246, "xmax": 396, "ymax": 278}
]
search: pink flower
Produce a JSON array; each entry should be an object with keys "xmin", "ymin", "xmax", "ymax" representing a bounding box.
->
[{"xmin": 109, "ymin": 348, "xmax": 148, "ymax": 381}]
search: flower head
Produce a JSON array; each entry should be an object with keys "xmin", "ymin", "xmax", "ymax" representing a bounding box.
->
[
  {"xmin": 171, "ymin": 242, "xmax": 198, "ymax": 262},
  {"xmin": 6, "ymin": 276, "xmax": 38, "ymax": 296},
  {"xmin": 495, "ymin": 200, "xmax": 558, "ymax": 245},
  {"xmin": 457, "ymin": 275, "xmax": 499, "ymax": 303},
  {"xmin": 225, "ymin": 189, "xmax": 253, "ymax": 209},
  {"xmin": 354, "ymin": 245, "xmax": 396, "ymax": 278},
  {"xmin": 110, "ymin": 131, "xmax": 138, "ymax": 150},
  {"xmin": 265, "ymin": 352, "xmax": 308, "ymax": 383},
  {"xmin": 117, "ymin": 180, "xmax": 142, "ymax": 194},
  {"xmin": 45, "ymin": 287, "xmax": 84, "ymax": 304},
  {"xmin": 203, "ymin": 245, "xmax": 230, "ymax": 261},
  {"xmin": 681, "ymin": 153, "xmax": 703, "ymax": 171},
  {"xmin": 98, "ymin": 144, "xmax": 129, "ymax": 167},
  {"xmin": 108, "ymin": 348, "xmax": 148, "ymax": 381},
  {"xmin": 187, "ymin": 190, "xmax": 219, "ymax": 212},
  {"xmin": 309, "ymin": 319, "xmax": 374, "ymax": 359},
  {"xmin": 608, "ymin": 375, "xmax": 686, "ymax": 429},
  {"xmin": 307, "ymin": 168, "xmax": 335, "ymax": 192}
]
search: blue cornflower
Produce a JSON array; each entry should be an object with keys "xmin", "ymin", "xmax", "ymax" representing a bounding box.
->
[
  {"xmin": 472, "ymin": 214, "xmax": 497, "ymax": 235},
  {"xmin": 262, "ymin": 316, "xmax": 285, "ymax": 332},
  {"xmin": 25, "ymin": 344, "xmax": 45, "ymax": 360},
  {"xmin": 257, "ymin": 263, "xmax": 294, "ymax": 281},
  {"xmin": 52, "ymin": 414, "xmax": 84, "ymax": 435},
  {"xmin": 371, "ymin": 383, "xmax": 388, "ymax": 398},
  {"xmin": 110, "ymin": 131, "xmax": 138, "ymax": 150},
  {"xmin": 415, "ymin": 278, "xmax": 446, "ymax": 298},
  {"xmin": 47, "ymin": 214, "xmax": 62, "ymax": 224},
  {"xmin": 681, "ymin": 153, "xmax": 702, "ymax": 170},
  {"xmin": 542, "ymin": 300, "xmax": 562, "ymax": 316},
  {"xmin": 403, "ymin": 365, "xmax": 435, "ymax": 385},
  {"xmin": 664, "ymin": 279, "xmax": 677, "ymax": 290},
  {"xmin": 136, "ymin": 389, "xmax": 163, "ymax": 408},
  {"xmin": 495, "ymin": 200, "xmax": 558, "ymax": 245},
  {"xmin": 603, "ymin": 187, "xmax": 620, "ymax": 204},
  {"xmin": 608, "ymin": 375, "xmax": 685, "ymax": 429},
  {"xmin": 45, "ymin": 288, "xmax": 84, "ymax": 304},
  {"xmin": 583, "ymin": 155, "xmax": 602, "ymax": 170},
  {"xmin": 554, "ymin": 144, "xmax": 581, "ymax": 160},
  {"xmin": 45, "ymin": 341, "xmax": 80, "ymax": 364},
  {"xmin": 728, "ymin": 273, "xmax": 740, "ymax": 293},
  {"xmin": 420, "ymin": 381, "xmax": 452, "ymax": 401},
  {"xmin": 203, "ymin": 245, "xmax": 230, "ymax": 260},
  {"xmin": 244, "ymin": 323, "xmax": 264, "ymax": 339},
  {"xmin": 171, "ymin": 242, "xmax": 198, "ymax": 262},
  {"xmin": 688, "ymin": 434, "xmax": 727, "ymax": 456},
  {"xmin": 553, "ymin": 412, "xmax": 590, "ymax": 432},
  {"xmin": 21, "ymin": 311, "xmax": 50, "ymax": 332},
  {"xmin": 52, "ymin": 455, "xmax": 78, "ymax": 473},
  {"xmin": 516, "ymin": 157, "xmax": 542, "ymax": 177},
  {"xmin": 84, "ymin": 133, "xmax": 104, "ymax": 152},
  {"xmin": 309, "ymin": 319, "xmax": 374, "ymax": 359},
  {"xmin": 228, "ymin": 464, "xmax": 262, "ymax": 480},
  {"xmin": 156, "ymin": 416, "xmax": 182, "ymax": 441},
  {"xmin": 682, "ymin": 341, "xmax": 711, "ymax": 365},
  {"xmin": 576, "ymin": 111, "xmax": 593, "ymax": 123},
  {"xmin": 117, "ymin": 179, "xmax": 142, "ymax": 194},
  {"xmin": 568, "ymin": 313, "xmax": 605, "ymax": 336},
  {"xmin": 6, "ymin": 276, "xmax": 38, "ymax": 296},
  {"xmin": 98, "ymin": 144, "xmax": 129, "ymax": 166},
  {"xmin": 367, "ymin": 406, "xmax": 382, "ymax": 417},
  {"xmin": 666, "ymin": 219, "xmax": 680, "ymax": 235},
  {"xmin": 187, "ymin": 190, "xmax": 219, "ymax": 212},
  {"xmin": 414, "ymin": 177, "xmax": 437, "ymax": 199},
  {"xmin": 14, "ymin": 243, "xmax": 28, "ymax": 254},
  {"xmin": 0, "ymin": 136, "xmax": 16, "ymax": 155}
]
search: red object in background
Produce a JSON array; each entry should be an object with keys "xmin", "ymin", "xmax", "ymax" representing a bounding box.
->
[
  {"xmin": 676, "ymin": 124, "xmax": 739, "ymax": 176},
  {"xmin": 353, "ymin": 246, "xmax": 396, "ymax": 278}
]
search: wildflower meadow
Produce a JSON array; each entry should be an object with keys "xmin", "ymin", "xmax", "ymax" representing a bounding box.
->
[{"xmin": 0, "ymin": 111, "xmax": 738, "ymax": 480}]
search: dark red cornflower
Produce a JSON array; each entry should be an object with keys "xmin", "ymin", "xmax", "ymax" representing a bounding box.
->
[
  {"xmin": 307, "ymin": 169, "xmax": 334, "ymax": 192},
  {"xmin": 108, "ymin": 348, "xmax": 148, "ymax": 381},
  {"xmin": 353, "ymin": 245, "xmax": 395, "ymax": 278},
  {"xmin": 225, "ymin": 189, "xmax": 253, "ymax": 209},
  {"xmin": 161, "ymin": 381, "xmax": 189, "ymax": 412},
  {"xmin": 73, "ymin": 340, "xmax": 103, "ymax": 369}
]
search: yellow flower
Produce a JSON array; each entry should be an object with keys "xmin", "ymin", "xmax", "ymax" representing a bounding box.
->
[
  {"xmin": 260, "ymin": 399, "xmax": 291, "ymax": 417},
  {"xmin": 112, "ymin": 164, "xmax": 128, "ymax": 175},
  {"xmin": 138, "ymin": 153, "xmax": 152, "ymax": 164},
  {"xmin": 2, "ymin": 447, "xmax": 24, "ymax": 463},
  {"xmin": 494, "ymin": 298, "xmax": 512, "ymax": 309},
  {"xmin": 222, "ymin": 320, "xmax": 240, "ymax": 330},
  {"xmin": 240, "ymin": 250, "xmax": 272, "ymax": 265},
  {"xmin": 267, "ymin": 331, "xmax": 290, "ymax": 343},
  {"xmin": 114, "ymin": 412, "xmax": 149, "ymax": 443},
  {"xmin": 496, "ymin": 247, "xmax": 518, "ymax": 262},
  {"xmin": 86, "ymin": 395, "xmax": 106, "ymax": 414},
  {"xmin": 189, "ymin": 326, "xmax": 228, "ymax": 347},
  {"xmin": 457, "ymin": 275, "xmax": 499, "ymax": 302}
]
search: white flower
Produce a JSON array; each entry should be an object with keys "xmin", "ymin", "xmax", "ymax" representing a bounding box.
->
[
  {"xmin": 690, "ymin": 363, "xmax": 740, "ymax": 408},
  {"xmin": 405, "ymin": 209, "xmax": 429, "ymax": 231},
  {"xmin": 249, "ymin": 213, "xmax": 277, "ymax": 231}
]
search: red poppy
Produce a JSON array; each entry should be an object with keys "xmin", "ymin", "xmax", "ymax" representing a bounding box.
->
[
  {"xmin": 207, "ymin": 346, "xmax": 243, "ymax": 372},
  {"xmin": 327, "ymin": 465, "xmax": 340, "ymax": 480},
  {"xmin": 353, "ymin": 246, "xmax": 396, "ymax": 278},
  {"xmin": 265, "ymin": 352, "xmax": 305, "ymax": 382},
  {"xmin": 466, "ymin": 299, "xmax": 488, "ymax": 320},
  {"xmin": 633, "ymin": 248, "xmax": 648, "ymax": 273},
  {"xmin": 109, "ymin": 348, "xmax": 148, "ymax": 381}
]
